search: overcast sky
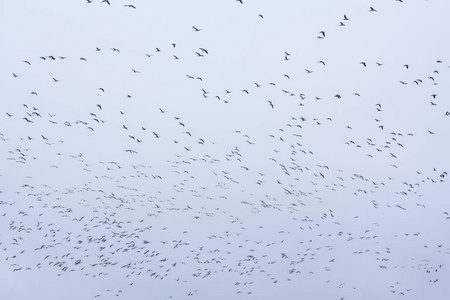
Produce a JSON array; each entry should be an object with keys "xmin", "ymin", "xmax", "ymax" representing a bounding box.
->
[{"xmin": 1, "ymin": 1, "xmax": 450, "ymax": 299}]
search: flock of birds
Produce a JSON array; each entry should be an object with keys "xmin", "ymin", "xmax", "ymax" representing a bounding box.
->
[{"xmin": 2, "ymin": 1, "xmax": 450, "ymax": 299}]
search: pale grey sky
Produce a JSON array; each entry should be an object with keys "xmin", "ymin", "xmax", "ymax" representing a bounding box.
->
[{"xmin": 1, "ymin": 1, "xmax": 450, "ymax": 299}]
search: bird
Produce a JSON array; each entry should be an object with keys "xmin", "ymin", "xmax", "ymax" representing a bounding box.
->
[{"xmin": 192, "ymin": 26, "xmax": 202, "ymax": 32}]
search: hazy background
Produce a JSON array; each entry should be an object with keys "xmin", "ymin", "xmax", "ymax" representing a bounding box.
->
[{"xmin": 1, "ymin": 1, "xmax": 450, "ymax": 299}]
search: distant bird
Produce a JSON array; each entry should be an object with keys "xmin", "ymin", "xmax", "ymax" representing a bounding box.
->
[
  {"xmin": 369, "ymin": 7, "xmax": 377, "ymax": 12},
  {"xmin": 192, "ymin": 26, "xmax": 202, "ymax": 32},
  {"xmin": 102, "ymin": 0, "xmax": 110, "ymax": 5},
  {"xmin": 124, "ymin": 5, "xmax": 136, "ymax": 8}
]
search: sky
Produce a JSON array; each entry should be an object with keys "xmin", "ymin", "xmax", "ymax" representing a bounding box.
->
[{"xmin": 1, "ymin": 0, "xmax": 450, "ymax": 299}]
